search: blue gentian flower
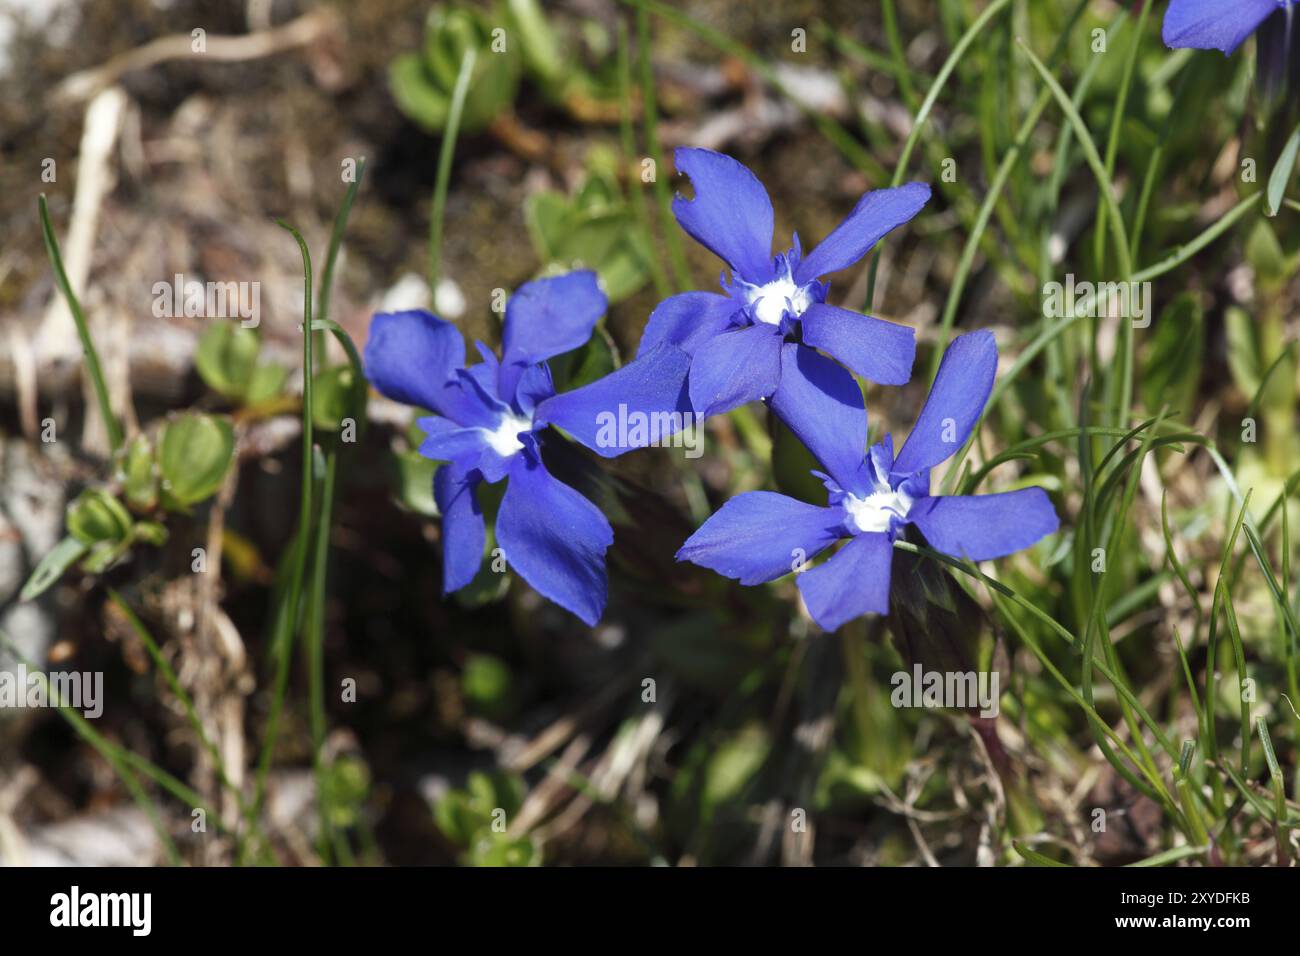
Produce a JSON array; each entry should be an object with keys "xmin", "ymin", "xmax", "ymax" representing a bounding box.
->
[
  {"xmin": 543, "ymin": 148, "xmax": 930, "ymax": 455},
  {"xmin": 364, "ymin": 271, "xmax": 614, "ymax": 626},
  {"xmin": 675, "ymin": 331, "xmax": 1059, "ymax": 631},
  {"xmin": 1162, "ymin": 0, "xmax": 1290, "ymax": 55},
  {"xmin": 1164, "ymin": 3, "xmax": 1300, "ymax": 116}
]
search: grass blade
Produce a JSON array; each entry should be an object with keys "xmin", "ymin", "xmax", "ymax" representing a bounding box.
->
[
  {"xmin": 37, "ymin": 194, "xmax": 124, "ymax": 454},
  {"xmin": 429, "ymin": 49, "xmax": 476, "ymax": 299}
]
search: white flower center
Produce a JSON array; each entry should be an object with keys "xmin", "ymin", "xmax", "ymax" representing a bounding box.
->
[
  {"xmin": 482, "ymin": 410, "xmax": 533, "ymax": 457},
  {"xmin": 748, "ymin": 275, "xmax": 811, "ymax": 325},
  {"xmin": 843, "ymin": 485, "xmax": 913, "ymax": 534}
]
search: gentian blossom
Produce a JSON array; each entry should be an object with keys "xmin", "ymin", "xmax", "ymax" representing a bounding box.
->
[
  {"xmin": 1162, "ymin": 0, "xmax": 1292, "ymax": 54},
  {"xmin": 675, "ymin": 330, "xmax": 1059, "ymax": 631},
  {"xmin": 364, "ymin": 271, "xmax": 614, "ymax": 625},
  {"xmin": 1163, "ymin": 1, "xmax": 1300, "ymax": 100},
  {"xmin": 543, "ymin": 148, "xmax": 931, "ymax": 455}
]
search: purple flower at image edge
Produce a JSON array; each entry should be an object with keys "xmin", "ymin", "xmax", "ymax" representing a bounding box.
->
[
  {"xmin": 1162, "ymin": 0, "xmax": 1288, "ymax": 54},
  {"xmin": 675, "ymin": 330, "xmax": 1060, "ymax": 632},
  {"xmin": 1163, "ymin": 1, "xmax": 1300, "ymax": 100},
  {"xmin": 542, "ymin": 148, "xmax": 931, "ymax": 456},
  {"xmin": 363, "ymin": 271, "xmax": 614, "ymax": 626}
]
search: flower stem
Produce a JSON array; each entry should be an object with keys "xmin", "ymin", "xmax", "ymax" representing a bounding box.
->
[{"xmin": 245, "ymin": 221, "xmax": 315, "ymax": 856}]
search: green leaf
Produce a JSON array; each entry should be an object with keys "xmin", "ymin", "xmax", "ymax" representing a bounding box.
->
[
  {"xmin": 131, "ymin": 521, "xmax": 169, "ymax": 547},
  {"xmin": 66, "ymin": 489, "xmax": 133, "ymax": 545},
  {"xmin": 1256, "ymin": 717, "xmax": 1287, "ymax": 824},
  {"xmin": 1124, "ymin": 845, "xmax": 1208, "ymax": 867},
  {"xmin": 1245, "ymin": 219, "xmax": 1286, "ymax": 285},
  {"xmin": 524, "ymin": 176, "xmax": 651, "ymax": 302},
  {"xmin": 473, "ymin": 770, "xmax": 525, "ymax": 819},
  {"xmin": 395, "ymin": 450, "xmax": 440, "ymax": 517},
  {"xmin": 321, "ymin": 757, "xmax": 371, "ymax": 829},
  {"xmin": 19, "ymin": 536, "xmax": 89, "ymax": 601},
  {"xmin": 310, "ymin": 365, "xmax": 356, "ymax": 431},
  {"xmin": 466, "ymin": 834, "xmax": 539, "ymax": 867},
  {"xmin": 574, "ymin": 167, "xmax": 621, "ymax": 212},
  {"xmin": 195, "ymin": 322, "xmax": 260, "ymax": 401},
  {"xmin": 461, "ymin": 653, "xmax": 518, "ymax": 721},
  {"xmin": 1012, "ymin": 841, "xmax": 1071, "ymax": 867},
  {"xmin": 244, "ymin": 362, "xmax": 288, "ymax": 405},
  {"xmin": 1266, "ymin": 122, "xmax": 1300, "ymax": 217},
  {"xmin": 523, "ymin": 191, "xmax": 574, "ymax": 261},
  {"xmin": 433, "ymin": 791, "xmax": 479, "ymax": 847},
  {"xmin": 121, "ymin": 434, "xmax": 158, "ymax": 511},
  {"xmin": 701, "ymin": 723, "xmax": 769, "ymax": 816},
  {"xmin": 81, "ymin": 538, "xmax": 131, "ymax": 574},
  {"xmin": 392, "ymin": 5, "xmax": 521, "ymax": 134},
  {"xmin": 551, "ymin": 208, "xmax": 650, "ymax": 302},
  {"xmin": 389, "ymin": 53, "xmax": 453, "ymax": 129},
  {"xmin": 507, "ymin": 0, "xmax": 564, "ymax": 87},
  {"xmin": 433, "ymin": 770, "xmax": 527, "ymax": 850},
  {"xmin": 158, "ymin": 413, "xmax": 235, "ymax": 510},
  {"xmin": 1224, "ymin": 306, "xmax": 1261, "ymax": 398}
]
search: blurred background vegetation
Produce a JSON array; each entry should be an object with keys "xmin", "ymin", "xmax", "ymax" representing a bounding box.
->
[{"xmin": 0, "ymin": 0, "xmax": 1296, "ymax": 866}]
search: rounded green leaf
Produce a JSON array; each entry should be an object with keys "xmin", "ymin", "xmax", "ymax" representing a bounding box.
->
[
  {"xmin": 120, "ymin": 434, "xmax": 158, "ymax": 511},
  {"xmin": 158, "ymin": 412, "xmax": 235, "ymax": 509},
  {"xmin": 467, "ymin": 834, "xmax": 539, "ymax": 867},
  {"xmin": 461, "ymin": 653, "xmax": 518, "ymax": 721},
  {"xmin": 310, "ymin": 365, "xmax": 357, "ymax": 431},
  {"xmin": 195, "ymin": 322, "xmax": 260, "ymax": 401},
  {"xmin": 433, "ymin": 791, "xmax": 480, "ymax": 847},
  {"xmin": 245, "ymin": 362, "xmax": 289, "ymax": 406},
  {"xmin": 389, "ymin": 53, "xmax": 453, "ymax": 130},
  {"xmin": 392, "ymin": 4, "xmax": 520, "ymax": 133},
  {"xmin": 395, "ymin": 449, "xmax": 440, "ymax": 517},
  {"xmin": 67, "ymin": 489, "xmax": 133, "ymax": 545},
  {"xmin": 131, "ymin": 521, "xmax": 169, "ymax": 547}
]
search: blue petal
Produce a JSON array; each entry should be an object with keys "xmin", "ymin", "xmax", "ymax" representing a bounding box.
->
[
  {"xmin": 417, "ymin": 416, "xmax": 487, "ymax": 463},
  {"xmin": 512, "ymin": 361, "xmax": 556, "ymax": 416},
  {"xmin": 676, "ymin": 491, "xmax": 844, "ymax": 585},
  {"xmin": 672, "ymin": 148, "xmax": 775, "ymax": 282},
  {"xmin": 535, "ymin": 343, "xmax": 693, "ymax": 458},
  {"xmin": 767, "ymin": 343, "xmax": 867, "ymax": 492},
  {"xmin": 496, "ymin": 454, "xmax": 614, "ymax": 626},
  {"xmin": 473, "ymin": 340, "xmax": 500, "ymax": 375},
  {"xmin": 434, "ymin": 466, "xmax": 486, "ymax": 593},
  {"xmin": 1162, "ymin": 0, "xmax": 1275, "ymax": 53},
  {"xmin": 795, "ymin": 183, "xmax": 931, "ymax": 282},
  {"xmin": 687, "ymin": 323, "xmax": 784, "ymax": 418},
  {"xmin": 908, "ymin": 488, "xmax": 1059, "ymax": 561},
  {"xmin": 892, "ymin": 329, "xmax": 997, "ymax": 475},
  {"xmin": 364, "ymin": 309, "xmax": 474, "ymax": 419},
  {"xmin": 637, "ymin": 291, "xmax": 740, "ymax": 359},
  {"xmin": 454, "ymin": 363, "xmax": 513, "ymax": 429},
  {"xmin": 500, "ymin": 271, "xmax": 607, "ymax": 399},
  {"xmin": 800, "ymin": 303, "xmax": 916, "ymax": 386},
  {"xmin": 796, "ymin": 532, "xmax": 892, "ymax": 630}
]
